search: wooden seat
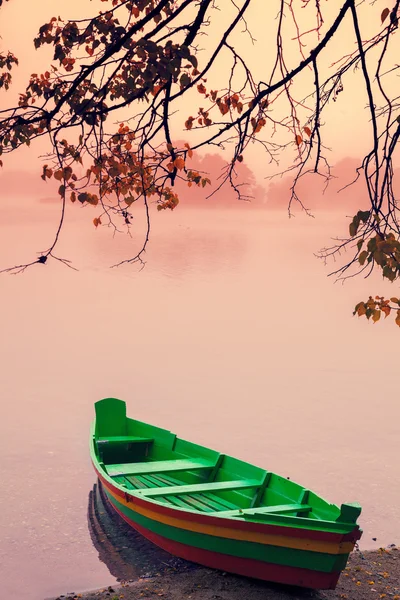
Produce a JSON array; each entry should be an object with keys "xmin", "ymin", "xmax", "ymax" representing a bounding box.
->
[
  {"xmin": 136, "ymin": 479, "xmax": 262, "ymax": 497},
  {"xmin": 210, "ymin": 503, "xmax": 312, "ymax": 517},
  {"xmin": 106, "ymin": 457, "xmax": 215, "ymax": 477},
  {"xmin": 97, "ymin": 436, "xmax": 154, "ymax": 445}
]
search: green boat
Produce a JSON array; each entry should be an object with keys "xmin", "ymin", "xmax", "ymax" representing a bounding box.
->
[{"xmin": 90, "ymin": 398, "xmax": 362, "ymax": 589}]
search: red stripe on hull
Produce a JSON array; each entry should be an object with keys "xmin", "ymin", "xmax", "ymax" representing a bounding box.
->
[
  {"xmin": 96, "ymin": 468, "xmax": 360, "ymax": 544},
  {"xmin": 107, "ymin": 494, "xmax": 340, "ymax": 590}
]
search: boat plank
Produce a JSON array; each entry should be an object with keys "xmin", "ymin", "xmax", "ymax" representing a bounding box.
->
[
  {"xmin": 136, "ymin": 479, "xmax": 262, "ymax": 497},
  {"xmin": 210, "ymin": 503, "xmax": 312, "ymax": 517},
  {"xmin": 97, "ymin": 436, "xmax": 154, "ymax": 444},
  {"xmin": 106, "ymin": 457, "xmax": 215, "ymax": 477}
]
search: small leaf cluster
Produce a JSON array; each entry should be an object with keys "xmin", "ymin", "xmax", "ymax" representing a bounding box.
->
[
  {"xmin": 357, "ymin": 233, "xmax": 400, "ymax": 282},
  {"xmin": 354, "ymin": 296, "xmax": 400, "ymax": 326}
]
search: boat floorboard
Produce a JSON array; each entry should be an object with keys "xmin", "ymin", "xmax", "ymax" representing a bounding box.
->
[{"xmin": 113, "ymin": 472, "xmax": 242, "ymax": 513}]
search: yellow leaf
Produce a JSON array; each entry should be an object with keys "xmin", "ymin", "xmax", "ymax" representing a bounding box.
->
[
  {"xmin": 381, "ymin": 8, "xmax": 390, "ymax": 24},
  {"xmin": 356, "ymin": 303, "xmax": 366, "ymax": 316},
  {"xmin": 372, "ymin": 310, "xmax": 381, "ymax": 323}
]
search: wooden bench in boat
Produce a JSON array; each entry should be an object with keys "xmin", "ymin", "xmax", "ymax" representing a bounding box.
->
[
  {"xmin": 209, "ymin": 503, "xmax": 312, "ymax": 517},
  {"xmin": 106, "ymin": 457, "xmax": 215, "ymax": 477},
  {"xmin": 135, "ymin": 479, "xmax": 262, "ymax": 497},
  {"xmin": 97, "ymin": 436, "xmax": 154, "ymax": 445}
]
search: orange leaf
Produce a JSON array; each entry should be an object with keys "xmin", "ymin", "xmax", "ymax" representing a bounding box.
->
[
  {"xmin": 184, "ymin": 143, "xmax": 193, "ymax": 158},
  {"xmin": 93, "ymin": 217, "xmax": 101, "ymax": 227},
  {"xmin": 381, "ymin": 8, "xmax": 390, "ymax": 23},
  {"xmin": 173, "ymin": 156, "xmax": 185, "ymax": 170},
  {"xmin": 303, "ymin": 126, "xmax": 312, "ymax": 137},
  {"xmin": 381, "ymin": 306, "xmax": 390, "ymax": 318},
  {"xmin": 396, "ymin": 310, "xmax": 400, "ymax": 327},
  {"xmin": 295, "ymin": 134, "xmax": 303, "ymax": 146},
  {"xmin": 197, "ymin": 83, "xmax": 206, "ymax": 94}
]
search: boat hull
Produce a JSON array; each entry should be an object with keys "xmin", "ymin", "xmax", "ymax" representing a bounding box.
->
[{"xmin": 96, "ymin": 470, "xmax": 358, "ymax": 590}]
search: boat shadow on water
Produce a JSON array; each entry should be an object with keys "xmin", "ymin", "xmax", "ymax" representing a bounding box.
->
[
  {"xmin": 88, "ymin": 480, "xmax": 316, "ymax": 597},
  {"xmin": 88, "ymin": 480, "xmax": 203, "ymax": 582}
]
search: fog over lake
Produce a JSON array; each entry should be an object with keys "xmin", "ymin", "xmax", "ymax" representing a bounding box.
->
[{"xmin": 1, "ymin": 203, "xmax": 398, "ymax": 599}]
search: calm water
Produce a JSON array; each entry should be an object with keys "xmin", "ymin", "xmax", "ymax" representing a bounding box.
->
[{"xmin": 0, "ymin": 204, "xmax": 399, "ymax": 600}]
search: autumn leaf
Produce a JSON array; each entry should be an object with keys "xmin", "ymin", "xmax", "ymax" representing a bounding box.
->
[
  {"xmin": 295, "ymin": 134, "xmax": 303, "ymax": 146},
  {"xmin": 381, "ymin": 305, "xmax": 390, "ymax": 318},
  {"xmin": 372, "ymin": 309, "xmax": 381, "ymax": 323},
  {"xmin": 180, "ymin": 73, "xmax": 191, "ymax": 89},
  {"xmin": 173, "ymin": 156, "xmax": 185, "ymax": 170},
  {"xmin": 185, "ymin": 116, "xmax": 194, "ymax": 130},
  {"xmin": 197, "ymin": 83, "xmax": 206, "ymax": 94},
  {"xmin": 78, "ymin": 192, "xmax": 88, "ymax": 203},
  {"xmin": 184, "ymin": 143, "xmax": 193, "ymax": 158},
  {"xmin": 358, "ymin": 250, "xmax": 368, "ymax": 265},
  {"xmin": 355, "ymin": 302, "xmax": 366, "ymax": 316},
  {"xmin": 93, "ymin": 217, "xmax": 101, "ymax": 227},
  {"xmin": 381, "ymin": 8, "xmax": 390, "ymax": 24},
  {"xmin": 303, "ymin": 126, "xmax": 312, "ymax": 137}
]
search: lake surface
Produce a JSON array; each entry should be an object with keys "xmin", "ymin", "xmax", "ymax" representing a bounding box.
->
[{"xmin": 0, "ymin": 204, "xmax": 399, "ymax": 600}]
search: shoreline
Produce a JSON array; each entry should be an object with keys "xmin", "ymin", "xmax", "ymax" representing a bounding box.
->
[{"xmin": 49, "ymin": 546, "xmax": 399, "ymax": 600}]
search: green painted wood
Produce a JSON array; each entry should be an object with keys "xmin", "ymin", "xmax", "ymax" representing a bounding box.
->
[
  {"xmin": 336, "ymin": 503, "xmax": 362, "ymax": 524},
  {"xmin": 148, "ymin": 473, "xmax": 239, "ymax": 511},
  {"xmin": 91, "ymin": 399, "xmax": 362, "ymax": 537},
  {"xmin": 210, "ymin": 503, "xmax": 312, "ymax": 517},
  {"xmin": 208, "ymin": 454, "xmax": 224, "ymax": 481},
  {"xmin": 135, "ymin": 479, "xmax": 262, "ymax": 497},
  {"xmin": 95, "ymin": 398, "xmax": 127, "ymax": 437},
  {"xmin": 105, "ymin": 490, "xmax": 349, "ymax": 573},
  {"xmin": 250, "ymin": 471, "xmax": 271, "ymax": 508},
  {"xmin": 106, "ymin": 457, "xmax": 215, "ymax": 477},
  {"xmin": 97, "ymin": 436, "xmax": 154, "ymax": 445}
]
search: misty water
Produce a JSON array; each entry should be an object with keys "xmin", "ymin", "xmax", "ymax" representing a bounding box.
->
[{"xmin": 1, "ymin": 203, "xmax": 399, "ymax": 600}]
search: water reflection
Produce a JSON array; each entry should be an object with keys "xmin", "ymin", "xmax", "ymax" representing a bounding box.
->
[{"xmin": 88, "ymin": 480, "xmax": 202, "ymax": 582}]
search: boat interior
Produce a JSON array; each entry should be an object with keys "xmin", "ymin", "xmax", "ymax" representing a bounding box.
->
[{"xmin": 93, "ymin": 399, "xmax": 361, "ymax": 526}]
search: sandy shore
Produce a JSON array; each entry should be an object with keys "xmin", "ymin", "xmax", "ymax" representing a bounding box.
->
[{"xmin": 49, "ymin": 546, "xmax": 399, "ymax": 600}]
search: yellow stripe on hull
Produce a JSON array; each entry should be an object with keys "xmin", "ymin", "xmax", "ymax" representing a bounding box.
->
[{"xmin": 102, "ymin": 480, "xmax": 354, "ymax": 555}]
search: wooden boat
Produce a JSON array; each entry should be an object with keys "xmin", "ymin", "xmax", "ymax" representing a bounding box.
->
[{"xmin": 90, "ymin": 398, "xmax": 362, "ymax": 589}]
